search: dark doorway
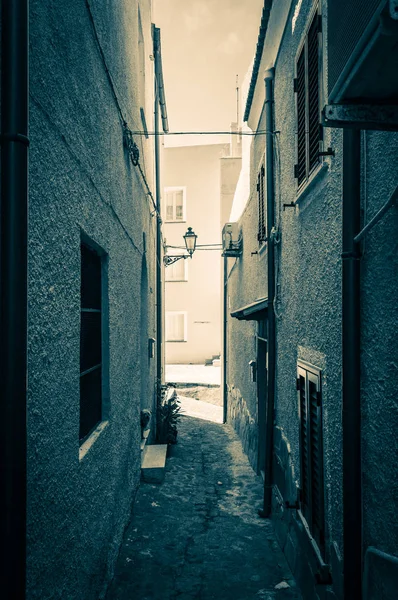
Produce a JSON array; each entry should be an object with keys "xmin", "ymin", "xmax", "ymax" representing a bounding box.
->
[{"xmin": 257, "ymin": 319, "xmax": 268, "ymax": 475}]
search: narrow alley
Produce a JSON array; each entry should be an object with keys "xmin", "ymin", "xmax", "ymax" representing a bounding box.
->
[{"xmin": 107, "ymin": 415, "xmax": 301, "ymax": 600}]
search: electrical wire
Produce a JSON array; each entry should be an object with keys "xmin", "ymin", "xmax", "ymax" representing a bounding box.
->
[
  {"xmin": 129, "ymin": 130, "xmax": 274, "ymax": 136},
  {"xmin": 85, "ymin": 0, "xmax": 161, "ymax": 224}
]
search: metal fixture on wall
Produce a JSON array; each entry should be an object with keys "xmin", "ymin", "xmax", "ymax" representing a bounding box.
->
[{"xmin": 163, "ymin": 227, "xmax": 198, "ymax": 266}]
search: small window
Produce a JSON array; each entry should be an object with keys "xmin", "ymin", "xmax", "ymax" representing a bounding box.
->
[
  {"xmin": 297, "ymin": 361, "xmax": 325, "ymax": 555},
  {"xmin": 294, "ymin": 7, "xmax": 322, "ymax": 187},
  {"xmin": 257, "ymin": 162, "xmax": 266, "ymax": 244},
  {"xmin": 80, "ymin": 243, "xmax": 103, "ymax": 442},
  {"xmin": 165, "ymin": 258, "xmax": 188, "ymax": 282},
  {"xmin": 164, "ymin": 187, "xmax": 186, "ymax": 222},
  {"xmin": 166, "ymin": 311, "xmax": 187, "ymax": 342}
]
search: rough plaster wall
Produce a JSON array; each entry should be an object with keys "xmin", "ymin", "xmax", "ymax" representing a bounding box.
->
[
  {"xmin": 228, "ymin": 0, "xmax": 344, "ymax": 562},
  {"xmin": 27, "ymin": 1, "xmax": 157, "ymax": 598},
  {"xmin": 272, "ymin": 0, "xmax": 344, "ymax": 560},
  {"xmin": 361, "ymin": 130, "xmax": 398, "ymax": 557},
  {"xmin": 227, "ymin": 105, "xmax": 269, "ymax": 470}
]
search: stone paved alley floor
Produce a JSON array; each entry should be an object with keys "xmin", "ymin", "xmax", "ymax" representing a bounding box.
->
[{"xmin": 107, "ymin": 417, "xmax": 302, "ymax": 600}]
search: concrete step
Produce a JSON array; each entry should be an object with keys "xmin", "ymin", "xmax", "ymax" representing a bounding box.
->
[
  {"xmin": 140, "ymin": 429, "xmax": 150, "ymax": 453},
  {"xmin": 141, "ymin": 444, "xmax": 167, "ymax": 484}
]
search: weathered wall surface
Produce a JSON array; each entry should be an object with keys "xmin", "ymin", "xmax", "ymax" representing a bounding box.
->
[
  {"xmin": 226, "ymin": 104, "xmax": 268, "ymax": 471},
  {"xmin": 228, "ymin": 0, "xmax": 398, "ymax": 597},
  {"xmin": 27, "ymin": 1, "xmax": 156, "ymax": 598},
  {"xmin": 163, "ymin": 144, "xmax": 225, "ymax": 364},
  {"xmin": 361, "ymin": 130, "xmax": 398, "ymax": 559}
]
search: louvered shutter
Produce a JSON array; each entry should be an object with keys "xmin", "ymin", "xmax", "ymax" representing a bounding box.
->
[
  {"xmin": 296, "ymin": 48, "xmax": 306, "ymax": 186},
  {"xmin": 308, "ymin": 373, "xmax": 325, "ymax": 552},
  {"xmin": 257, "ymin": 164, "xmax": 266, "ymax": 243},
  {"xmin": 297, "ymin": 363, "xmax": 325, "ymax": 555},
  {"xmin": 298, "ymin": 367, "xmax": 311, "ymax": 525},
  {"xmin": 295, "ymin": 8, "xmax": 321, "ymax": 186},
  {"xmin": 307, "ymin": 15, "xmax": 321, "ymax": 174}
]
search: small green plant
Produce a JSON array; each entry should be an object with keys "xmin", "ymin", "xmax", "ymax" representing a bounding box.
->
[{"xmin": 156, "ymin": 382, "xmax": 181, "ymax": 444}]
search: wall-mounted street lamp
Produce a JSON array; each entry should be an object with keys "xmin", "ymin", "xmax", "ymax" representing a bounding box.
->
[{"xmin": 163, "ymin": 227, "xmax": 198, "ymax": 266}]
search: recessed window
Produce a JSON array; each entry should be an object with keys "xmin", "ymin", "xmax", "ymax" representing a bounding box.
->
[
  {"xmin": 257, "ymin": 162, "xmax": 266, "ymax": 245},
  {"xmin": 297, "ymin": 360, "xmax": 325, "ymax": 555},
  {"xmin": 165, "ymin": 311, "xmax": 187, "ymax": 342},
  {"xmin": 165, "ymin": 259, "xmax": 188, "ymax": 282},
  {"xmin": 164, "ymin": 187, "xmax": 186, "ymax": 222},
  {"xmin": 294, "ymin": 6, "xmax": 322, "ymax": 187},
  {"xmin": 80, "ymin": 242, "xmax": 104, "ymax": 442}
]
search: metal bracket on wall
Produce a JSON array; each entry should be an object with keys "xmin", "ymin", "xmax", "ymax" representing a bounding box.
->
[{"xmin": 322, "ymin": 104, "xmax": 398, "ymax": 131}]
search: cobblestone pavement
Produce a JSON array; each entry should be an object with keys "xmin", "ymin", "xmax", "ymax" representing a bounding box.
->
[{"xmin": 107, "ymin": 417, "xmax": 302, "ymax": 600}]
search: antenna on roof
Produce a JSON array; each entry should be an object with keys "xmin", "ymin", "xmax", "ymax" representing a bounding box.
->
[{"xmin": 236, "ymin": 74, "xmax": 239, "ymax": 124}]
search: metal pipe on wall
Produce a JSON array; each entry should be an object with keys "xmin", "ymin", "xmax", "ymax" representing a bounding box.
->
[
  {"xmin": 261, "ymin": 69, "xmax": 276, "ymax": 518},
  {"xmin": 153, "ymin": 28, "xmax": 163, "ymax": 388},
  {"xmin": 342, "ymin": 128, "xmax": 362, "ymax": 599},
  {"xmin": 223, "ymin": 256, "xmax": 228, "ymax": 424},
  {"xmin": 0, "ymin": 0, "xmax": 29, "ymax": 596}
]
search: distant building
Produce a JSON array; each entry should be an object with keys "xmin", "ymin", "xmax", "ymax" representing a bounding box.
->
[
  {"xmin": 163, "ymin": 138, "xmax": 241, "ymax": 365},
  {"xmin": 5, "ymin": 1, "xmax": 162, "ymax": 598},
  {"xmin": 225, "ymin": 1, "xmax": 398, "ymax": 599}
]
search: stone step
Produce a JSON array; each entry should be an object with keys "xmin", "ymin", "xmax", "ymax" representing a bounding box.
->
[{"xmin": 141, "ymin": 444, "xmax": 167, "ymax": 484}]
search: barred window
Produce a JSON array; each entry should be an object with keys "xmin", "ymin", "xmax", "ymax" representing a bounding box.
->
[
  {"xmin": 297, "ymin": 361, "xmax": 325, "ymax": 555},
  {"xmin": 257, "ymin": 163, "xmax": 266, "ymax": 244},
  {"xmin": 80, "ymin": 243, "xmax": 103, "ymax": 442},
  {"xmin": 294, "ymin": 8, "xmax": 322, "ymax": 187}
]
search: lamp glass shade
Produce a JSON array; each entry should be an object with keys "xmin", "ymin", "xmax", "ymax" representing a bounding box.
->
[{"xmin": 184, "ymin": 227, "xmax": 197, "ymax": 256}]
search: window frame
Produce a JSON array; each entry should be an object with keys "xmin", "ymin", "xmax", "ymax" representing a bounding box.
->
[
  {"xmin": 165, "ymin": 311, "xmax": 188, "ymax": 342},
  {"xmin": 297, "ymin": 359, "xmax": 325, "ymax": 556},
  {"xmin": 79, "ymin": 237, "xmax": 108, "ymax": 446},
  {"xmin": 164, "ymin": 186, "xmax": 187, "ymax": 223},
  {"xmin": 165, "ymin": 258, "xmax": 188, "ymax": 282},
  {"xmin": 294, "ymin": 3, "xmax": 323, "ymax": 191}
]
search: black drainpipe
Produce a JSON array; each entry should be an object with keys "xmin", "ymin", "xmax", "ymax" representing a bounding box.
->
[
  {"xmin": 223, "ymin": 256, "xmax": 228, "ymax": 424},
  {"xmin": 0, "ymin": 0, "xmax": 29, "ymax": 596},
  {"xmin": 153, "ymin": 26, "xmax": 164, "ymax": 389},
  {"xmin": 260, "ymin": 69, "xmax": 276, "ymax": 518},
  {"xmin": 342, "ymin": 129, "xmax": 362, "ymax": 599}
]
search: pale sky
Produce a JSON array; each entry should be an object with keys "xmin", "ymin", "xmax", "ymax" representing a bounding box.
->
[{"xmin": 153, "ymin": 0, "xmax": 264, "ymax": 143}]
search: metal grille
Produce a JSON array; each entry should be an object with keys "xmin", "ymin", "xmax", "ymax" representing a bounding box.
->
[
  {"xmin": 80, "ymin": 243, "xmax": 102, "ymax": 442},
  {"xmin": 257, "ymin": 164, "xmax": 266, "ymax": 243},
  {"xmin": 328, "ymin": 0, "xmax": 383, "ymax": 97}
]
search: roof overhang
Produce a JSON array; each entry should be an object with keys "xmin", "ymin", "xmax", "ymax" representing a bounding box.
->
[{"xmin": 230, "ymin": 298, "xmax": 268, "ymax": 321}]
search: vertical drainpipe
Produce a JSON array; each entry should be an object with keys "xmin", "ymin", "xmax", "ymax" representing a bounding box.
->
[
  {"xmin": 342, "ymin": 129, "xmax": 362, "ymax": 599},
  {"xmin": 261, "ymin": 69, "xmax": 276, "ymax": 517},
  {"xmin": 223, "ymin": 256, "xmax": 228, "ymax": 424},
  {"xmin": 153, "ymin": 27, "xmax": 163, "ymax": 389},
  {"xmin": 0, "ymin": 0, "xmax": 29, "ymax": 596}
]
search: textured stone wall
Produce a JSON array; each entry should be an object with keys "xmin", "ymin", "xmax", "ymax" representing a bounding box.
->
[
  {"xmin": 228, "ymin": 0, "xmax": 398, "ymax": 597},
  {"xmin": 27, "ymin": 1, "xmax": 156, "ymax": 598}
]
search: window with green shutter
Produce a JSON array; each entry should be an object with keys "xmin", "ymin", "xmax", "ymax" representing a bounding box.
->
[
  {"xmin": 294, "ymin": 7, "xmax": 322, "ymax": 188},
  {"xmin": 297, "ymin": 361, "xmax": 325, "ymax": 555}
]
